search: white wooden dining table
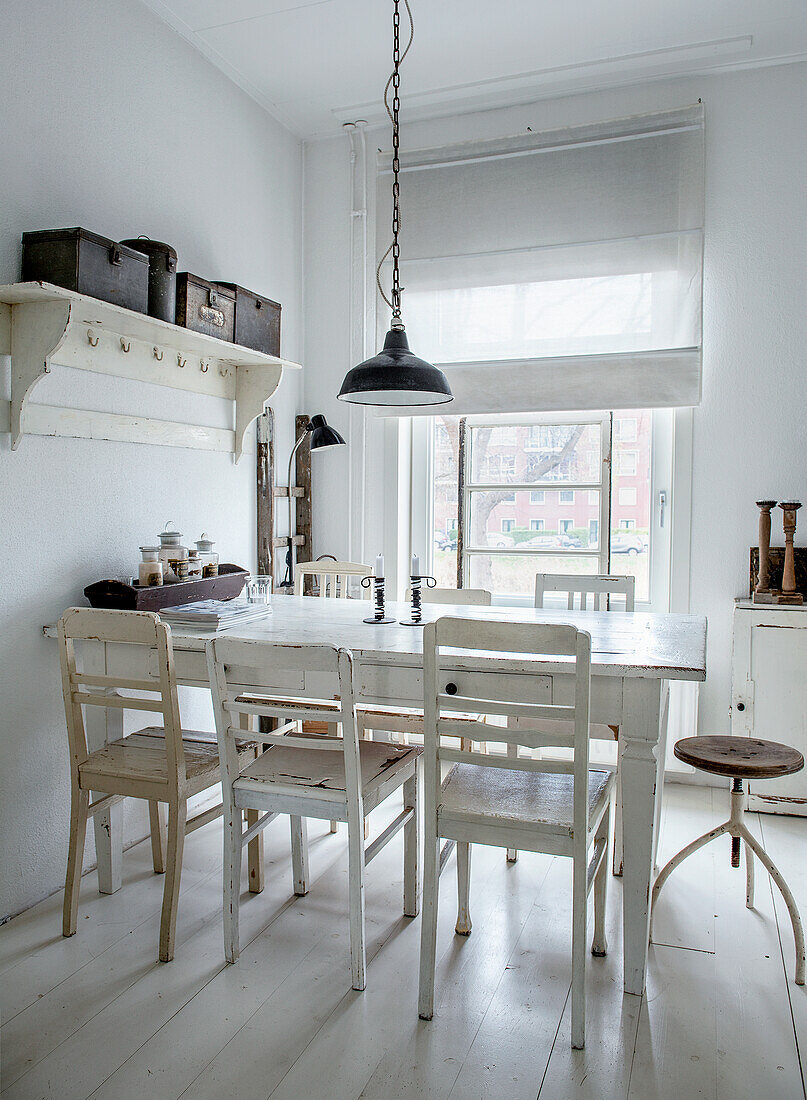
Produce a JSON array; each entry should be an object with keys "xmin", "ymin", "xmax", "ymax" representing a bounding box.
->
[{"xmin": 48, "ymin": 597, "xmax": 706, "ymax": 998}]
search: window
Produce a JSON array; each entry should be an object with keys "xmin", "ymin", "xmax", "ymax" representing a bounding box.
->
[
  {"xmin": 617, "ymin": 451, "xmax": 638, "ymax": 477},
  {"xmin": 616, "ymin": 417, "xmax": 638, "ymax": 443},
  {"xmin": 430, "ymin": 409, "xmax": 658, "ymax": 603}
]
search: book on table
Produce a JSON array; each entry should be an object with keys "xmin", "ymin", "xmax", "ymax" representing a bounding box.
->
[{"xmin": 157, "ymin": 599, "xmax": 272, "ymax": 628}]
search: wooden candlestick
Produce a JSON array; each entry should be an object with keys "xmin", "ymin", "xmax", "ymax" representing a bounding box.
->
[
  {"xmin": 778, "ymin": 501, "xmax": 803, "ymax": 603},
  {"xmin": 754, "ymin": 500, "xmax": 777, "ymax": 597}
]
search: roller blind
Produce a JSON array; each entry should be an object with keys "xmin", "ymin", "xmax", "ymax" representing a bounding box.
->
[{"xmin": 374, "ymin": 104, "xmax": 704, "ymax": 416}]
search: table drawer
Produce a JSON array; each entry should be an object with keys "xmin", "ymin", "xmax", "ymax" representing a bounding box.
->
[{"xmin": 358, "ymin": 662, "xmax": 552, "ymax": 707}]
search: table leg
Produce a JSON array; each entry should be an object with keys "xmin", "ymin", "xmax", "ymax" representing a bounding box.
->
[
  {"xmin": 619, "ymin": 677, "xmax": 662, "ymax": 997},
  {"xmin": 85, "ymin": 641, "xmax": 123, "ymax": 894}
]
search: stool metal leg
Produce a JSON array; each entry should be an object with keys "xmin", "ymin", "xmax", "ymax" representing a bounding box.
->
[
  {"xmin": 745, "ymin": 841, "xmax": 755, "ymax": 908},
  {"xmin": 650, "ymin": 819, "xmax": 731, "ymax": 938},
  {"xmin": 651, "ymin": 778, "xmax": 805, "ymax": 985},
  {"xmin": 739, "ymin": 824, "xmax": 805, "ymax": 985}
]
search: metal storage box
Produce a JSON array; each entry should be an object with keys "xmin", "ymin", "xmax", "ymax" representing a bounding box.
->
[
  {"xmin": 217, "ymin": 282, "xmax": 281, "ymax": 355},
  {"xmin": 175, "ymin": 273, "xmax": 235, "ymax": 341},
  {"xmin": 120, "ymin": 238, "xmax": 177, "ymax": 323},
  {"xmin": 21, "ymin": 227, "xmax": 149, "ymax": 313}
]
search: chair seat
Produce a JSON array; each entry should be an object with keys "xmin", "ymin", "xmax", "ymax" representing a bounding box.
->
[
  {"xmin": 78, "ymin": 728, "xmax": 256, "ymax": 794},
  {"xmin": 674, "ymin": 736, "xmax": 804, "ymax": 779},
  {"xmin": 234, "ymin": 739, "xmax": 420, "ymax": 801},
  {"xmin": 439, "ymin": 764, "xmax": 614, "ymax": 838}
]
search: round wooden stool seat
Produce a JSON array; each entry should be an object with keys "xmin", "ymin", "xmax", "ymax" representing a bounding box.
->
[{"xmin": 674, "ymin": 736, "xmax": 804, "ymax": 779}]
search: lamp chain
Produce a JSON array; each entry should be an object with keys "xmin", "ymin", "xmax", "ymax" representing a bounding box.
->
[
  {"xmin": 376, "ymin": 0, "xmax": 413, "ymax": 322},
  {"xmin": 390, "ymin": 0, "xmax": 402, "ymax": 321}
]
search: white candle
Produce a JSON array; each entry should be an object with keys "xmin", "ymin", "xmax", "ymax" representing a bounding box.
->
[
  {"xmin": 411, "ymin": 552, "xmax": 420, "ymax": 576},
  {"xmin": 375, "ymin": 553, "xmax": 384, "ymax": 578}
]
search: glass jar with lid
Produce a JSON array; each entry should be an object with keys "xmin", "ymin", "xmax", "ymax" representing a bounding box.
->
[
  {"xmin": 138, "ymin": 546, "xmax": 163, "ymax": 587},
  {"xmin": 187, "ymin": 549, "xmax": 203, "ymax": 580},
  {"xmin": 196, "ymin": 533, "xmax": 219, "ymax": 578},
  {"xmin": 158, "ymin": 521, "xmax": 189, "ymax": 582}
]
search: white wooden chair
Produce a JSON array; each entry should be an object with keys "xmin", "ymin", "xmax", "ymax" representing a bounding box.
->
[
  {"xmin": 294, "ymin": 560, "xmax": 372, "ymax": 598},
  {"xmin": 292, "ymin": 559, "xmax": 372, "ymax": 828},
  {"xmin": 58, "ymin": 607, "xmax": 259, "ymax": 962},
  {"xmin": 520, "ymin": 572, "xmax": 634, "ymax": 871},
  {"xmin": 358, "ymin": 588, "xmax": 492, "ymax": 749},
  {"xmin": 535, "ymin": 572, "xmax": 635, "ymax": 612},
  {"xmin": 206, "ymin": 638, "xmax": 421, "ymax": 989},
  {"xmin": 417, "ymin": 617, "xmax": 614, "ymax": 1049}
]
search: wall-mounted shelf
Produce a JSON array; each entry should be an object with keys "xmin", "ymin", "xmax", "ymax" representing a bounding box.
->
[{"xmin": 0, "ymin": 281, "xmax": 301, "ymax": 462}]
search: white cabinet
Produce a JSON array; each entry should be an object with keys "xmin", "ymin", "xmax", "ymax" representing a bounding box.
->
[{"xmin": 731, "ymin": 601, "xmax": 807, "ymax": 814}]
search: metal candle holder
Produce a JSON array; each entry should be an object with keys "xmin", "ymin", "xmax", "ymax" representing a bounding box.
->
[
  {"xmin": 361, "ymin": 575, "xmax": 395, "ymax": 623},
  {"xmin": 400, "ymin": 575, "xmax": 436, "ymax": 625}
]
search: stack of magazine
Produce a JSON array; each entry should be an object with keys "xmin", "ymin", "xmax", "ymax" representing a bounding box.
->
[{"xmin": 157, "ymin": 599, "xmax": 272, "ymax": 630}]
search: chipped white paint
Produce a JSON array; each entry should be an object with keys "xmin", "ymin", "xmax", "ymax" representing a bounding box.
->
[
  {"xmin": 49, "ymin": 597, "xmax": 706, "ymax": 996},
  {"xmin": 418, "ymin": 618, "xmax": 613, "ymax": 1049},
  {"xmin": 206, "ymin": 637, "xmax": 420, "ymax": 986},
  {"xmin": 0, "ymin": 282, "xmax": 300, "ymax": 461}
]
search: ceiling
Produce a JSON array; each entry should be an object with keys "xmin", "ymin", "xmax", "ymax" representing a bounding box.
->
[{"xmin": 141, "ymin": 0, "xmax": 807, "ymax": 138}]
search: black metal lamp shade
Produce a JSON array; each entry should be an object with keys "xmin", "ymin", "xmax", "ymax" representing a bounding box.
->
[
  {"xmin": 338, "ymin": 327, "xmax": 453, "ymax": 406},
  {"xmin": 309, "ymin": 414, "xmax": 346, "ymax": 450}
]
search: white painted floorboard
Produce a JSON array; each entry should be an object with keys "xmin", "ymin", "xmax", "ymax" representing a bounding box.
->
[{"xmin": 1, "ymin": 785, "xmax": 805, "ymax": 1100}]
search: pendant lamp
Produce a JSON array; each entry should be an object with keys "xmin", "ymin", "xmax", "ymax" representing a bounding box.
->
[{"xmin": 338, "ymin": 0, "xmax": 452, "ymax": 408}]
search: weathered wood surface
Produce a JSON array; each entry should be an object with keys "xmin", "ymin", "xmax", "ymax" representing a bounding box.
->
[
  {"xmin": 164, "ymin": 598, "xmax": 707, "ymax": 681},
  {"xmin": 674, "ymin": 735, "xmax": 804, "ymax": 779},
  {"xmin": 750, "ymin": 545, "xmax": 807, "ymax": 599},
  {"xmin": 256, "ymin": 408, "xmax": 274, "ymax": 578},
  {"xmin": 44, "ymin": 599, "xmax": 706, "ymax": 998},
  {"xmin": 295, "ymin": 413, "xmax": 313, "ymax": 593}
]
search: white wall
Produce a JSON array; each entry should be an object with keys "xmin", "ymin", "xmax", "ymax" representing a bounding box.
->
[
  {"xmin": 0, "ymin": 0, "xmax": 302, "ymax": 920},
  {"xmin": 303, "ymin": 61, "xmax": 807, "ymax": 739}
]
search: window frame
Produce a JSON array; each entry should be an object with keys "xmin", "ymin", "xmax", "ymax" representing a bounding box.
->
[{"xmin": 456, "ymin": 412, "xmax": 613, "ymax": 593}]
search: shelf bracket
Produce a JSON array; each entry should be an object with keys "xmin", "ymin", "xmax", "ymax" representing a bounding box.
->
[
  {"xmin": 234, "ymin": 363, "xmax": 283, "ymax": 465},
  {"xmin": 10, "ymin": 300, "xmax": 73, "ymax": 450}
]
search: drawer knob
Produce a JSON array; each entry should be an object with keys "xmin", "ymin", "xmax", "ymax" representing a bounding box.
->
[
  {"xmin": 445, "ymin": 682, "xmax": 458, "ymax": 695},
  {"xmin": 736, "ymin": 702, "xmax": 745, "ymax": 712}
]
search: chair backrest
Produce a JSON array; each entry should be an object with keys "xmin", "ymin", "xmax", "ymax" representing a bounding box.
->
[
  {"xmin": 416, "ymin": 587, "xmax": 492, "ymax": 606},
  {"xmin": 206, "ymin": 637, "xmax": 362, "ymax": 809},
  {"xmin": 422, "ymin": 617, "xmax": 592, "ymax": 842},
  {"xmin": 57, "ymin": 607, "xmax": 186, "ymax": 787},
  {"xmin": 294, "ymin": 560, "xmax": 372, "ymax": 599},
  {"xmin": 534, "ymin": 573, "xmax": 635, "ymax": 612}
]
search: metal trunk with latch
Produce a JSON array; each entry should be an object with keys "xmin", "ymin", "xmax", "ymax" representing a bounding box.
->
[
  {"xmin": 21, "ymin": 227, "xmax": 149, "ymax": 313},
  {"xmin": 175, "ymin": 272, "xmax": 235, "ymax": 341}
]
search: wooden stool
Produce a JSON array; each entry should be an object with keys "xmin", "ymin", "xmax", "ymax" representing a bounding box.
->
[{"xmin": 652, "ymin": 736, "xmax": 805, "ymax": 985}]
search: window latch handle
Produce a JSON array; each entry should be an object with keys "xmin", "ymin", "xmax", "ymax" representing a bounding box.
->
[{"xmin": 658, "ymin": 490, "xmax": 668, "ymax": 528}]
